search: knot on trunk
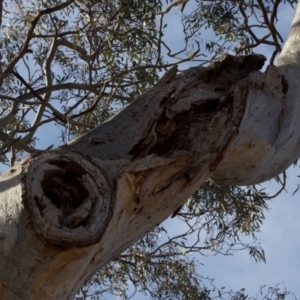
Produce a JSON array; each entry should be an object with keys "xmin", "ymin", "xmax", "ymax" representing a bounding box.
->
[{"xmin": 23, "ymin": 150, "xmax": 114, "ymax": 247}]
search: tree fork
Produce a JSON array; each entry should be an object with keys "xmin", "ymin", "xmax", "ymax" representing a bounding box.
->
[{"xmin": 0, "ymin": 53, "xmax": 292, "ymax": 299}]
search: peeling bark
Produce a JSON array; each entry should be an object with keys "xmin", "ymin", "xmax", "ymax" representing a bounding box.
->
[{"xmin": 1, "ymin": 6, "xmax": 300, "ymax": 296}]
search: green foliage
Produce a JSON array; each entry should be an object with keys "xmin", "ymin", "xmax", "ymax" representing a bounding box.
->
[
  {"xmin": 183, "ymin": 0, "xmax": 297, "ymax": 62},
  {"xmin": 0, "ymin": 0, "xmax": 170, "ymax": 163}
]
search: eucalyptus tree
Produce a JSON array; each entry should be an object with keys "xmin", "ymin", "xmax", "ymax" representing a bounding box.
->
[{"xmin": 0, "ymin": 0, "xmax": 298, "ymax": 299}]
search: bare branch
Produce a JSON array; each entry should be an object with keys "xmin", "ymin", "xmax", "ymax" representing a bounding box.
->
[{"xmin": 0, "ymin": 0, "xmax": 74, "ymax": 87}]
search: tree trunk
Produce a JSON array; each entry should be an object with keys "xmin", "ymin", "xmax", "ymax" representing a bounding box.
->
[{"xmin": 0, "ymin": 5, "xmax": 300, "ymax": 299}]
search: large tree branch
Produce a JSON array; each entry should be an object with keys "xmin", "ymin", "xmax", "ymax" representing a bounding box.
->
[
  {"xmin": 0, "ymin": 53, "xmax": 278, "ymax": 299},
  {"xmin": 0, "ymin": 1, "xmax": 300, "ymax": 299}
]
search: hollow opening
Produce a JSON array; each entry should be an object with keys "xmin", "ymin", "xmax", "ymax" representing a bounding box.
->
[{"xmin": 40, "ymin": 159, "xmax": 90, "ymax": 223}]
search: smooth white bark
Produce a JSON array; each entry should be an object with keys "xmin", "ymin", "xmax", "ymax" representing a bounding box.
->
[{"xmin": 212, "ymin": 3, "xmax": 300, "ymax": 184}]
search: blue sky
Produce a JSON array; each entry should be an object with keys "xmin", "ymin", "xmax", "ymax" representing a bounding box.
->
[{"xmin": 200, "ymin": 167, "xmax": 300, "ymax": 298}]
